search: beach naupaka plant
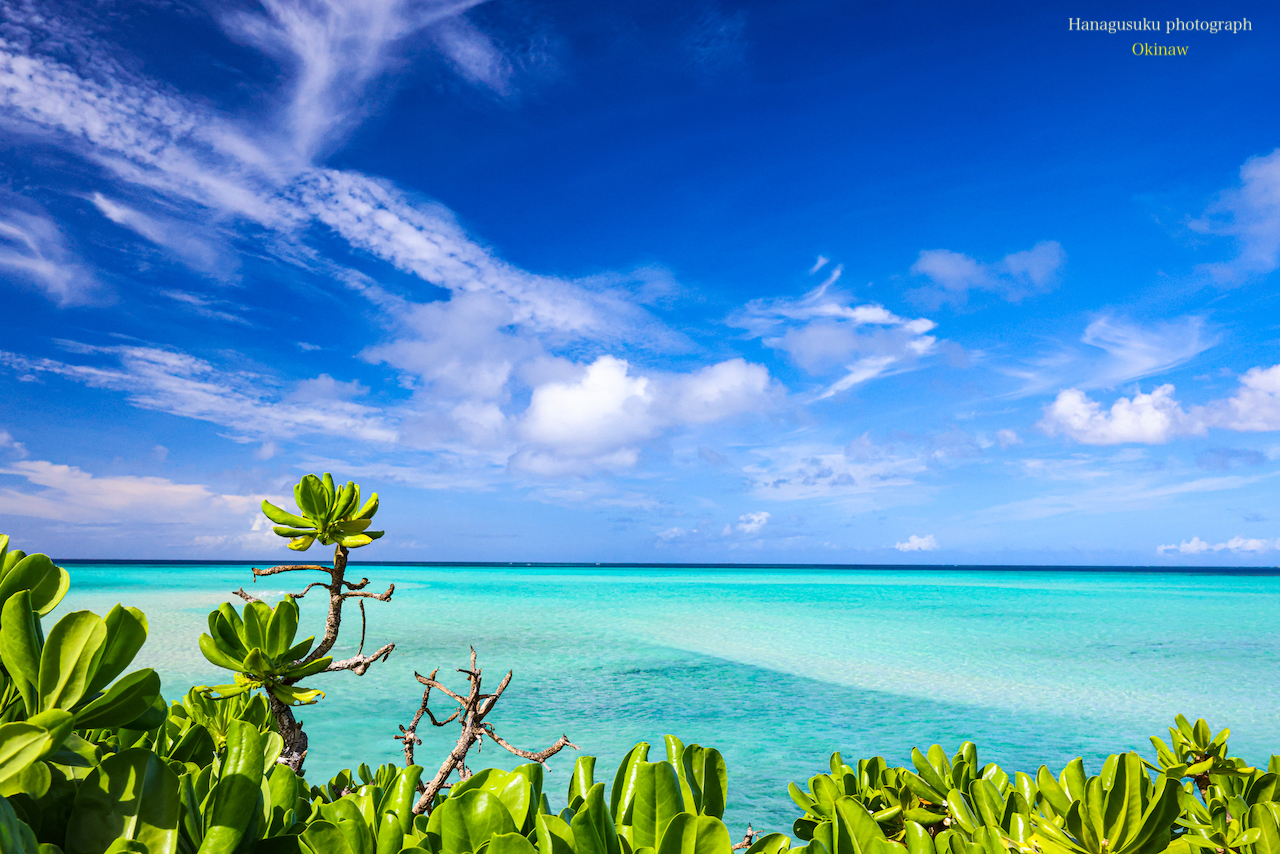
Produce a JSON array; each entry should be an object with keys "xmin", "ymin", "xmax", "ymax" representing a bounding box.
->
[
  {"xmin": 196, "ymin": 597, "xmax": 331, "ymax": 707},
  {"xmin": 261, "ymin": 472, "xmax": 383, "ymax": 551},
  {"xmin": 198, "ymin": 472, "xmax": 397, "ymax": 774}
]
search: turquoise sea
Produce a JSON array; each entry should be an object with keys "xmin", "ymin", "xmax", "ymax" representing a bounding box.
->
[{"xmin": 55, "ymin": 563, "xmax": 1280, "ymax": 835}]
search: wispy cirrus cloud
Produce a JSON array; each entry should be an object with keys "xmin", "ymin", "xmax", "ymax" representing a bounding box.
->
[
  {"xmin": 0, "ymin": 344, "xmax": 399, "ymax": 444},
  {"xmin": 1190, "ymin": 148, "xmax": 1280, "ymax": 284},
  {"xmin": 729, "ymin": 267, "xmax": 938, "ymax": 399},
  {"xmin": 0, "ymin": 206, "xmax": 99, "ymax": 305},
  {"xmin": 1003, "ymin": 315, "xmax": 1214, "ymax": 397}
]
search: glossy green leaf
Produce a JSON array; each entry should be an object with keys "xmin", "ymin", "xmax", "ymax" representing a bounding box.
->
[
  {"xmin": 538, "ymin": 813, "xmax": 578, "ymax": 854},
  {"xmin": 85, "ymin": 605, "xmax": 149, "ymax": 696},
  {"xmin": 572, "ymin": 783, "xmax": 622, "ymax": 854},
  {"xmin": 624, "ymin": 762, "xmax": 687, "ymax": 849},
  {"xmin": 198, "ymin": 720, "xmax": 265, "ymax": 854},
  {"xmin": 0, "ymin": 553, "xmax": 70, "ymax": 616},
  {"xmin": 901, "ymin": 823, "xmax": 934, "ymax": 854},
  {"xmin": 655, "ymin": 814, "xmax": 733, "ymax": 854},
  {"xmin": 38, "ymin": 611, "xmax": 106, "ymax": 712},
  {"xmin": 0, "ymin": 793, "xmax": 41, "ymax": 854},
  {"xmin": 452, "ymin": 768, "xmax": 533, "ymax": 831},
  {"xmin": 65, "ymin": 747, "xmax": 180, "ymax": 854},
  {"xmin": 430, "ymin": 789, "xmax": 517, "ymax": 854},
  {"xmin": 0, "ymin": 591, "xmax": 42, "ymax": 715},
  {"xmin": 489, "ymin": 832, "xmax": 537, "ymax": 854},
  {"xmin": 746, "ymin": 834, "xmax": 792, "ymax": 854},
  {"xmin": 611, "ymin": 743, "xmax": 651, "ymax": 822},
  {"xmin": 263, "ymin": 500, "xmax": 314, "ymax": 529},
  {"xmin": 570, "ymin": 757, "xmax": 597, "ymax": 810},
  {"xmin": 198, "ymin": 634, "xmax": 248, "ymax": 673},
  {"xmin": 0, "ymin": 723, "xmax": 53, "ymax": 789},
  {"xmin": 266, "ymin": 597, "xmax": 300, "ymax": 659},
  {"xmin": 303, "ymin": 820, "xmax": 358, "ymax": 854},
  {"xmin": 73, "ymin": 668, "xmax": 162, "ymax": 730},
  {"xmin": 241, "ymin": 602, "xmax": 271, "ymax": 654}
]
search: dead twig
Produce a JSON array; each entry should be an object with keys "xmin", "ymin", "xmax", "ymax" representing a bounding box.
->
[
  {"xmin": 402, "ymin": 648, "xmax": 575, "ymax": 815},
  {"xmin": 732, "ymin": 825, "xmax": 757, "ymax": 851}
]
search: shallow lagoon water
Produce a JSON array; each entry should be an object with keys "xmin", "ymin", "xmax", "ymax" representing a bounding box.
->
[{"xmin": 56, "ymin": 563, "xmax": 1280, "ymax": 833}]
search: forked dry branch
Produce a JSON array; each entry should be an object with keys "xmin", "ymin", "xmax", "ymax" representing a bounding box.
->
[{"xmin": 395, "ymin": 647, "xmax": 576, "ymax": 815}]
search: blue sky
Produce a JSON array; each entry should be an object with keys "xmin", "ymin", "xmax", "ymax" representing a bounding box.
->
[{"xmin": 1, "ymin": 0, "xmax": 1278, "ymax": 564}]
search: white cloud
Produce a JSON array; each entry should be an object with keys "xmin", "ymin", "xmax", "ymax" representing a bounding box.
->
[
  {"xmin": 0, "ymin": 345, "xmax": 398, "ymax": 444},
  {"xmin": 1038, "ymin": 385, "xmax": 1200, "ymax": 445},
  {"xmin": 0, "ymin": 208, "xmax": 98, "ymax": 305},
  {"xmin": 0, "ymin": 459, "xmax": 268, "ymax": 525},
  {"xmin": 1212, "ymin": 364, "xmax": 1280, "ymax": 431},
  {"xmin": 746, "ymin": 440, "xmax": 925, "ymax": 502},
  {"xmin": 0, "ymin": 430, "xmax": 28, "ymax": 458},
  {"xmin": 1190, "ymin": 148, "xmax": 1280, "ymax": 283},
  {"xmin": 995, "ymin": 429, "xmax": 1021, "ymax": 448},
  {"xmin": 729, "ymin": 280, "xmax": 937, "ymax": 398},
  {"xmin": 512, "ymin": 355, "xmax": 772, "ymax": 475},
  {"xmin": 908, "ymin": 240, "xmax": 1065, "ymax": 308},
  {"xmin": 1079, "ymin": 316, "xmax": 1214, "ymax": 389},
  {"xmin": 91, "ymin": 193, "xmax": 226, "ymax": 274},
  {"xmin": 895, "ymin": 534, "xmax": 938, "ymax": 551},
  {"xmin": 221, "ymin": 0, "xmax": 499, "ymax": 158},
  {"xmin": 736, "ymin": 511, "xmax": 770, "ymax": 533},
  {"xmin": 1157, "ymin": 535, "xmax": 1279, "ymax": 555},
  {"xmin": 1039, "ymin": 363, "xmax": 1280, "ymax": 445}
]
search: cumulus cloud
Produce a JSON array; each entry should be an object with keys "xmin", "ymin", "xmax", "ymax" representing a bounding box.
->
[
  {"xmin": 908, "ymin": 240, "xmax": 1065, "ymax": 308},
  {"xmin": 1039, "ymin": 363, "xmax": 1280, "ymax": 445},
  {"xmin": 895, "ymin": 534, "xmax": 938, "ymax": 551},
  {"xmin": 1038, "ymin": 385, "xmax": 1200, "ymax": 445},
  {"xmin": 735, "ymin": 511, "xmax": 769, "ymax": 533},
  {"xmin": 512, "ymin": 356, "xmax": 772, "ymax": 475},
  {"xmin": 0, "ymin": 207, "xmax": 98, "ymax": 305},
  {"xmin": 729, "ymin": 277, "xmax": 937, "ymax": 398},
  {"xmin": 1157, "ymin": 535, "xmax": 1279, "ymax": 555},
  {"xmin": 1191, "ymin": 148, "xmax": 1280, "ymax": 283}
]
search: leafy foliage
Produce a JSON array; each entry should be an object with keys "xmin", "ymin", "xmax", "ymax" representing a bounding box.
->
[
  {"xmin": 196, "ymin": 598, "xmax": 331, "ymax": 707},
  {"xmin": 262, "ymin": 474, "xmax": 382, "ymax": 552}
]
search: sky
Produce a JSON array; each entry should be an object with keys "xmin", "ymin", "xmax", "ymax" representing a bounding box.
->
[{"xmin": 1, "ymin": 0, "xmax": 1279, "ymax": 564}]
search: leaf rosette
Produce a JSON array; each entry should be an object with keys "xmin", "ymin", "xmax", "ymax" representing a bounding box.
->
[
  {"xmin": 196, "ymin": 597, "xmax": 330, "ymax": 707},
  {"xmin": 261, "ymin": 473, "xmax": 383, "ymax": 552}
]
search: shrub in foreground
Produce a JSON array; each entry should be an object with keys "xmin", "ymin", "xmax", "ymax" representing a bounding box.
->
[{"xmin": 1, "ymin": 475, "xmax": 1278, "ymax": 854}]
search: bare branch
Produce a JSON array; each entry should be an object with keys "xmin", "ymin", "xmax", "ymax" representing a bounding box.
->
[
  {"xmin": 409, "ymin": 649, "xmax": 573, "ymax": 816},
  {"xmin": 394, "ymin": 668, "xmax": 438, "ymax": 765},
  {"xmin": 232, "ymin": 587, "xmax": 262, "ymax": 603},
  {"xmin": 483, "ymin": 727, "xmax": 577, "ymax": 763},
  {"xmin": 291, "ymin": 581, "xmax": 331, "ymax": 599},
  {"xmin": 732, "ymin": 825, "xmax": 757, "ymax": 851},
  {"xmin": 343, "ymin": 586, "xmax": 395, "ymax": 601},
  {"xmin": 251, "ymin": 564, "xmax": 330, "ymax": 577},
  {"xmin": 326, "ymin": 642, "xmax": 395, "ymax": 676}
]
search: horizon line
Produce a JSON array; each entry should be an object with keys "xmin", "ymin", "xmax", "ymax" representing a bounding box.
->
[{"xmin": 54, "ymin": 560, "xmax": 1280, "ymax": 575}]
